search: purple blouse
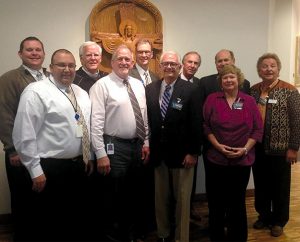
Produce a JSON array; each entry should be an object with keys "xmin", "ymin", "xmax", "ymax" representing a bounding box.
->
[{"xmin": 203, "ymin": 91, "xmax": 263, "ymax": 166}]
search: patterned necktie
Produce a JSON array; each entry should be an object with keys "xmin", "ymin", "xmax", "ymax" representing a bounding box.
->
[
  {"xmin": 123, "ymin": 79, "xmax": 146, "ymax": 142},
  {"xmin": 161, "ymin": 85, "xmax": 171, "ymax": 119},
  {"xmin": 66, "ymin": 87, "xmax": 90, "ymax": 164},
  {"xmin": 144, "ymin": 71, "xmax": 151, "ymax": 86},
  {"xmin": 36, "ymin": 71, "xmax": 43, "ymax": 81}
]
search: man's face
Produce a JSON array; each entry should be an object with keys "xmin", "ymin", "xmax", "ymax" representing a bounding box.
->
[
  {"xmin": 160, "ymin": 53, "xmax": 181, "ymax": 82},
  {"xmin": 136, "ymin": 42, "xmax": 153, "ymax": 69},
  {"xmin": 50, "ymin": 52, "xmax": 76, "ymax": 86},
  {"xmin": 80, "ymin": 45, "xmax": 101, "ymax": 74},
  {"xmin": 18, "ymin": 40, "xmax": 45, "ymax": 70},
  {"xmin": 111, "ymin": 48, "xmax": 134, "ymax": 79},
  {"xmin": 182, "ymin": 53, "xmax": 200, "ymax": 79},
  {"xmin": 215, "ymin": 50, "xmax": 234, "ymax": 73}
]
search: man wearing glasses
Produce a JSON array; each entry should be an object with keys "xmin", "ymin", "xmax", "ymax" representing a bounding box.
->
[
  {"xmin": 145, "ymin": 51, "xmax": 202, "ymax": 242},
  {"xmin": 129, "ymin": 38, "xmax": 159, "ymax": 86},
  {"xmin": 13, "ymin": 49, "xmax": 92, "ymax": 241},
  {"xmin": 90, "ymin": 44, "xmax": 150, "ymax": 242}
]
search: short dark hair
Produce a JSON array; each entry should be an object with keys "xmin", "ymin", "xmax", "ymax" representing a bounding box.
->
[
  {"xmin": 135, "ymin": 38, "xmax": 153, "ymax": 50},
  {"xmin": 51, "ymin": 49, "xmax": 73, "ymax": 64},
  {"xmin": 19, "ymin": 36, "xmax": 44, "ymax": 52}
]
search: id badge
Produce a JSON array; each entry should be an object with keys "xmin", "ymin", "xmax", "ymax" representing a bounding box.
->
[
  {"xmin": 233, "ymin": 102, "xmax": 243, "ymax": 110},
  {"xmin": 268, "ymin": 99, "xmax": 278, "ymax": 104},
  {"xmin": 107, "ymin": 143, "xmax": 114, "ymax": 155},
  {"xmin": 76, "ymin": 124, "xmax": 83, "ymax": 137}
]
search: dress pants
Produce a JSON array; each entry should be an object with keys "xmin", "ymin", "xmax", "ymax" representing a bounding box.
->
[
  {"xmin": 206, "ymin": 161, "xmax": 250, "ymax": 242},
  {"xmin": 5, "ymin": 152, "xmax": 34, "ymax": 241},
  {"xmin": 102, "ymin": 135, "xmax": 144, "ymax": 240},
  {"xmin": 155, "ymin": 162, "xmax": 194, "ymax": 242},
  {"xmin": 253, "ymin": 143, "xmax": 291, "ymax": 227}
]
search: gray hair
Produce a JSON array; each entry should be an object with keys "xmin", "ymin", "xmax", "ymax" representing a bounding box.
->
[{"xmin": 79, "ymin": 41, "xmax": 102, "ymax": 57}]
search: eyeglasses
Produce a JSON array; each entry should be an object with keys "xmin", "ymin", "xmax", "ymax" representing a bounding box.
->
[
  {"xmin": 52, "ymin": 63, "xmax": 76, "ymax": 70},
  {"xmin": 161, "ymin": 62, "xmax": 179, "ymax": 68},
  {"xmin": 137, "ymin": 50, "xmax": 152, "ymax": 55}
]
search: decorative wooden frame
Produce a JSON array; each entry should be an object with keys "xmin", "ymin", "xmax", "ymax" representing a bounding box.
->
[
  {"xmin": 89, "ymin": 0, "xmax": 163, "ymax": 74},
  {"xmin": 295, "ymin": 36, "xmax": 300, "ymax": 86}
]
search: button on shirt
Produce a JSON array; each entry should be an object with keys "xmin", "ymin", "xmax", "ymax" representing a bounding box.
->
[
  {"xmin": 89, "ymin": 71, "xmax": 149, "ymax": 159},
  {"xmin": 12, "ymin": 76, "xmax": 91, "ymax": 178}
]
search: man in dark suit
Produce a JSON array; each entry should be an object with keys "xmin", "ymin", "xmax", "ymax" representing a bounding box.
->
[
  {"xmin": 181, "ymin": 51, "xmax": 201, "ymax": 85},
  {"xmin": 181, "ymin": 51, "xmax": 203, "ymax": 221},
  {"xmin": 129, "ymin": 38, "xmax": 159, "ymax": 86},
  {"xmin": 129, "ymin": 38, "xmax": 159, "ymax": 238},
  {"xmin": 73, "ymin": 41, "xmax": 107, "ymax": 92},
  {"xmin": 146, "ymin": 51, "xmax": 202, "ymax": 242},
  {"xmin": 199, "ymin": 49, "xmax": 250, "ymax": 101}
]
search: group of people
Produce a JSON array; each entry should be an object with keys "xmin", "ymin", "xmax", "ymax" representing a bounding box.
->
[{"xmin": 0, "ymin": 36, "xmax": 299, "ymax": 242}]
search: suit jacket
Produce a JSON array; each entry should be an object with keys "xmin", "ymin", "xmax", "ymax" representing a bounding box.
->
[
  {"xmin": 73, "ymin": 67, "xmax": 108, "ymax": 92},
  {"xmin": 0, "ymin": 66, "xmax": 49, "ymax": 154},
  {"xmin": 146, "ymin": 77, "xmax": 202, "ymax": 168},
  {"xmin": 129, "ymin": 64, "xmax": 159, "ymax": 86},
  {"xmin": 199, "ymin": 73, "xmax": 250, "ymax": 102}
]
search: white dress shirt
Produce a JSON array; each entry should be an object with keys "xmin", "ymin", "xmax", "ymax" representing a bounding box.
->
[
  {"xmin": 136, "ymin": 63, "xmax": 151, "ymax": 85},
  {"xmin": 180, "ymin": 73, "xmax": 193, "ymax": 83},
  {"xmin": 89, "ymin": 71, "xmax": 149, "ymax": 159},
  {"xmin": 23, "ymin": 64, "xmax": 46, "ymax": 81},
  {"xmin": 13, "ymin": 75, "xmax": 91, "ymax": 178}
]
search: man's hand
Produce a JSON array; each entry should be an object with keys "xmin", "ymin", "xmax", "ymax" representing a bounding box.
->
[
  {"xmin": 97, "ymin": 156, "xmax": 111, "ymax": 175},
  {"xmin": 32, "ymin": 174, "xmax": 46, "ymax": 193},
  {"xmin": 182, "ymin": 154, "xmax": 197, "ymax": 168},
  {"xmin": 9, "ymin": 154, "xmax": 22, "ymax": 166},
  {"xmin": 141, "ymin": 146, "xmax": 150, "ymax": 164}
]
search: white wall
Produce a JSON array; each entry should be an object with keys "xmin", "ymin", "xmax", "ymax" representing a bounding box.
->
[{"xmin": 0, "ymin": 0, "xmax": 297, "ymax": 213}]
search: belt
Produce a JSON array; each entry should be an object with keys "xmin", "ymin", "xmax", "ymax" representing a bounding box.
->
[
  {"xmin": 104, "ymin": 134, "xmax": 141, "ymax": 144},
  {"xmin": 41, "ymin": 155, "xmax": 83, "ymax": 162}
]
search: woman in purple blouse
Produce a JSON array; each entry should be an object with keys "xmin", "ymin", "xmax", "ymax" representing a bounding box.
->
[{"xmin": 203, "ymin": 65, "xmax": 263, "ymax": 242}]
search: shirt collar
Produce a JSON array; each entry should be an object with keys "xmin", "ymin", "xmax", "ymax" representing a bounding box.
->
[
  {"xmin": 23, "ymin": 65, "xmax": 43, "ymax": 77},
  {"xmin": 82, "ymin": 66, "xmax": 99, "ymax": 79}
]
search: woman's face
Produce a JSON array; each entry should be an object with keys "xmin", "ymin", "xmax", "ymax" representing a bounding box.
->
[
  {"xmin": 221, "ymin": 73, "xmax": 239, "ymax": 93},
  {"xmin": 258, "ymin": 58, "xmax": 279, "ymax": 83}
]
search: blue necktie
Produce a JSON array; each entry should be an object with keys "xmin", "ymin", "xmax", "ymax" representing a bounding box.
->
[{"xmin": 161, "ymin": 85, "xmax": 171, "ymax": 119}]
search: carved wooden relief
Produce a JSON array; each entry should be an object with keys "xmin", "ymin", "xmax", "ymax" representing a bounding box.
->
[{"xmin": 90, "ymin": 0, "xmax": 163, "ymax": 75}]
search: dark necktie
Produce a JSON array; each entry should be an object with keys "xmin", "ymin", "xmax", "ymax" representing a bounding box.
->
[
  {"xmin": 123, "ymin": 79, "xmax": 146, "ymax": 142},
  {"xmin": 161, "ymin": 85, "xmax": 171, "ymax": 119},
  {"xmin": 66, "ymin": 87, "xmax": 90, "ymax": 164}
]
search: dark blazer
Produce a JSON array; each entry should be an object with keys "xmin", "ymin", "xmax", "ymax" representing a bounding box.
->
[
  {"xmin": 199, "ymin": 73, "xmax": 250, "ymax": 102},
  {"xmin": 73, "ymin": 67, "xmax": 108, "ymax": 92},
  {"xmin": 146, "ymin": 77, "xmax": 202, "ymax": 168},
  {"xmin": 129, "ymin": 64, "xmax": 159, "ymax": 86}
]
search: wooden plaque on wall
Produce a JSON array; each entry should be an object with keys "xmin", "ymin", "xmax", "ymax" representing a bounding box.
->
[{"xmin": 89, "ymin": 0, "xmax": 163, "ymax": 75}]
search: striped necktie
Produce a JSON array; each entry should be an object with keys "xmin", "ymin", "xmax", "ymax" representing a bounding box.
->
[
  {"xmin": 144, "ymin": 71, "xmax": 150, "ymax": 86},
  {"xmin": 161, "ymin": 85, "xmax": 171, "ymax": 119},
  {"xmin": 66, "ymin": 87, "xmax": 90, "ymax": 164},
  {"xmin": 123, "ymin": 79, "xmax": 146, "ymax": 142}
]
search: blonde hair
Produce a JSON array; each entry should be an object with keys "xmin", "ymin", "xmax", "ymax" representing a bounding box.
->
[{"xmin": 218, "ymin": 64, "xmax": 245, "ymax": 87}]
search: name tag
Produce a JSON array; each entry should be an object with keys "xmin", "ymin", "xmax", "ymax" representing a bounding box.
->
[
  {"xmin": 268, "ymin": 99, "xmax": 277, "ymax": 104},
  {"xmin": 232, "ymin": 101, "xmax": 244, "ymax": 110},
  {"xmin": 107, "ymin": 143, "xmax": 114, "ymax": 155}
]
